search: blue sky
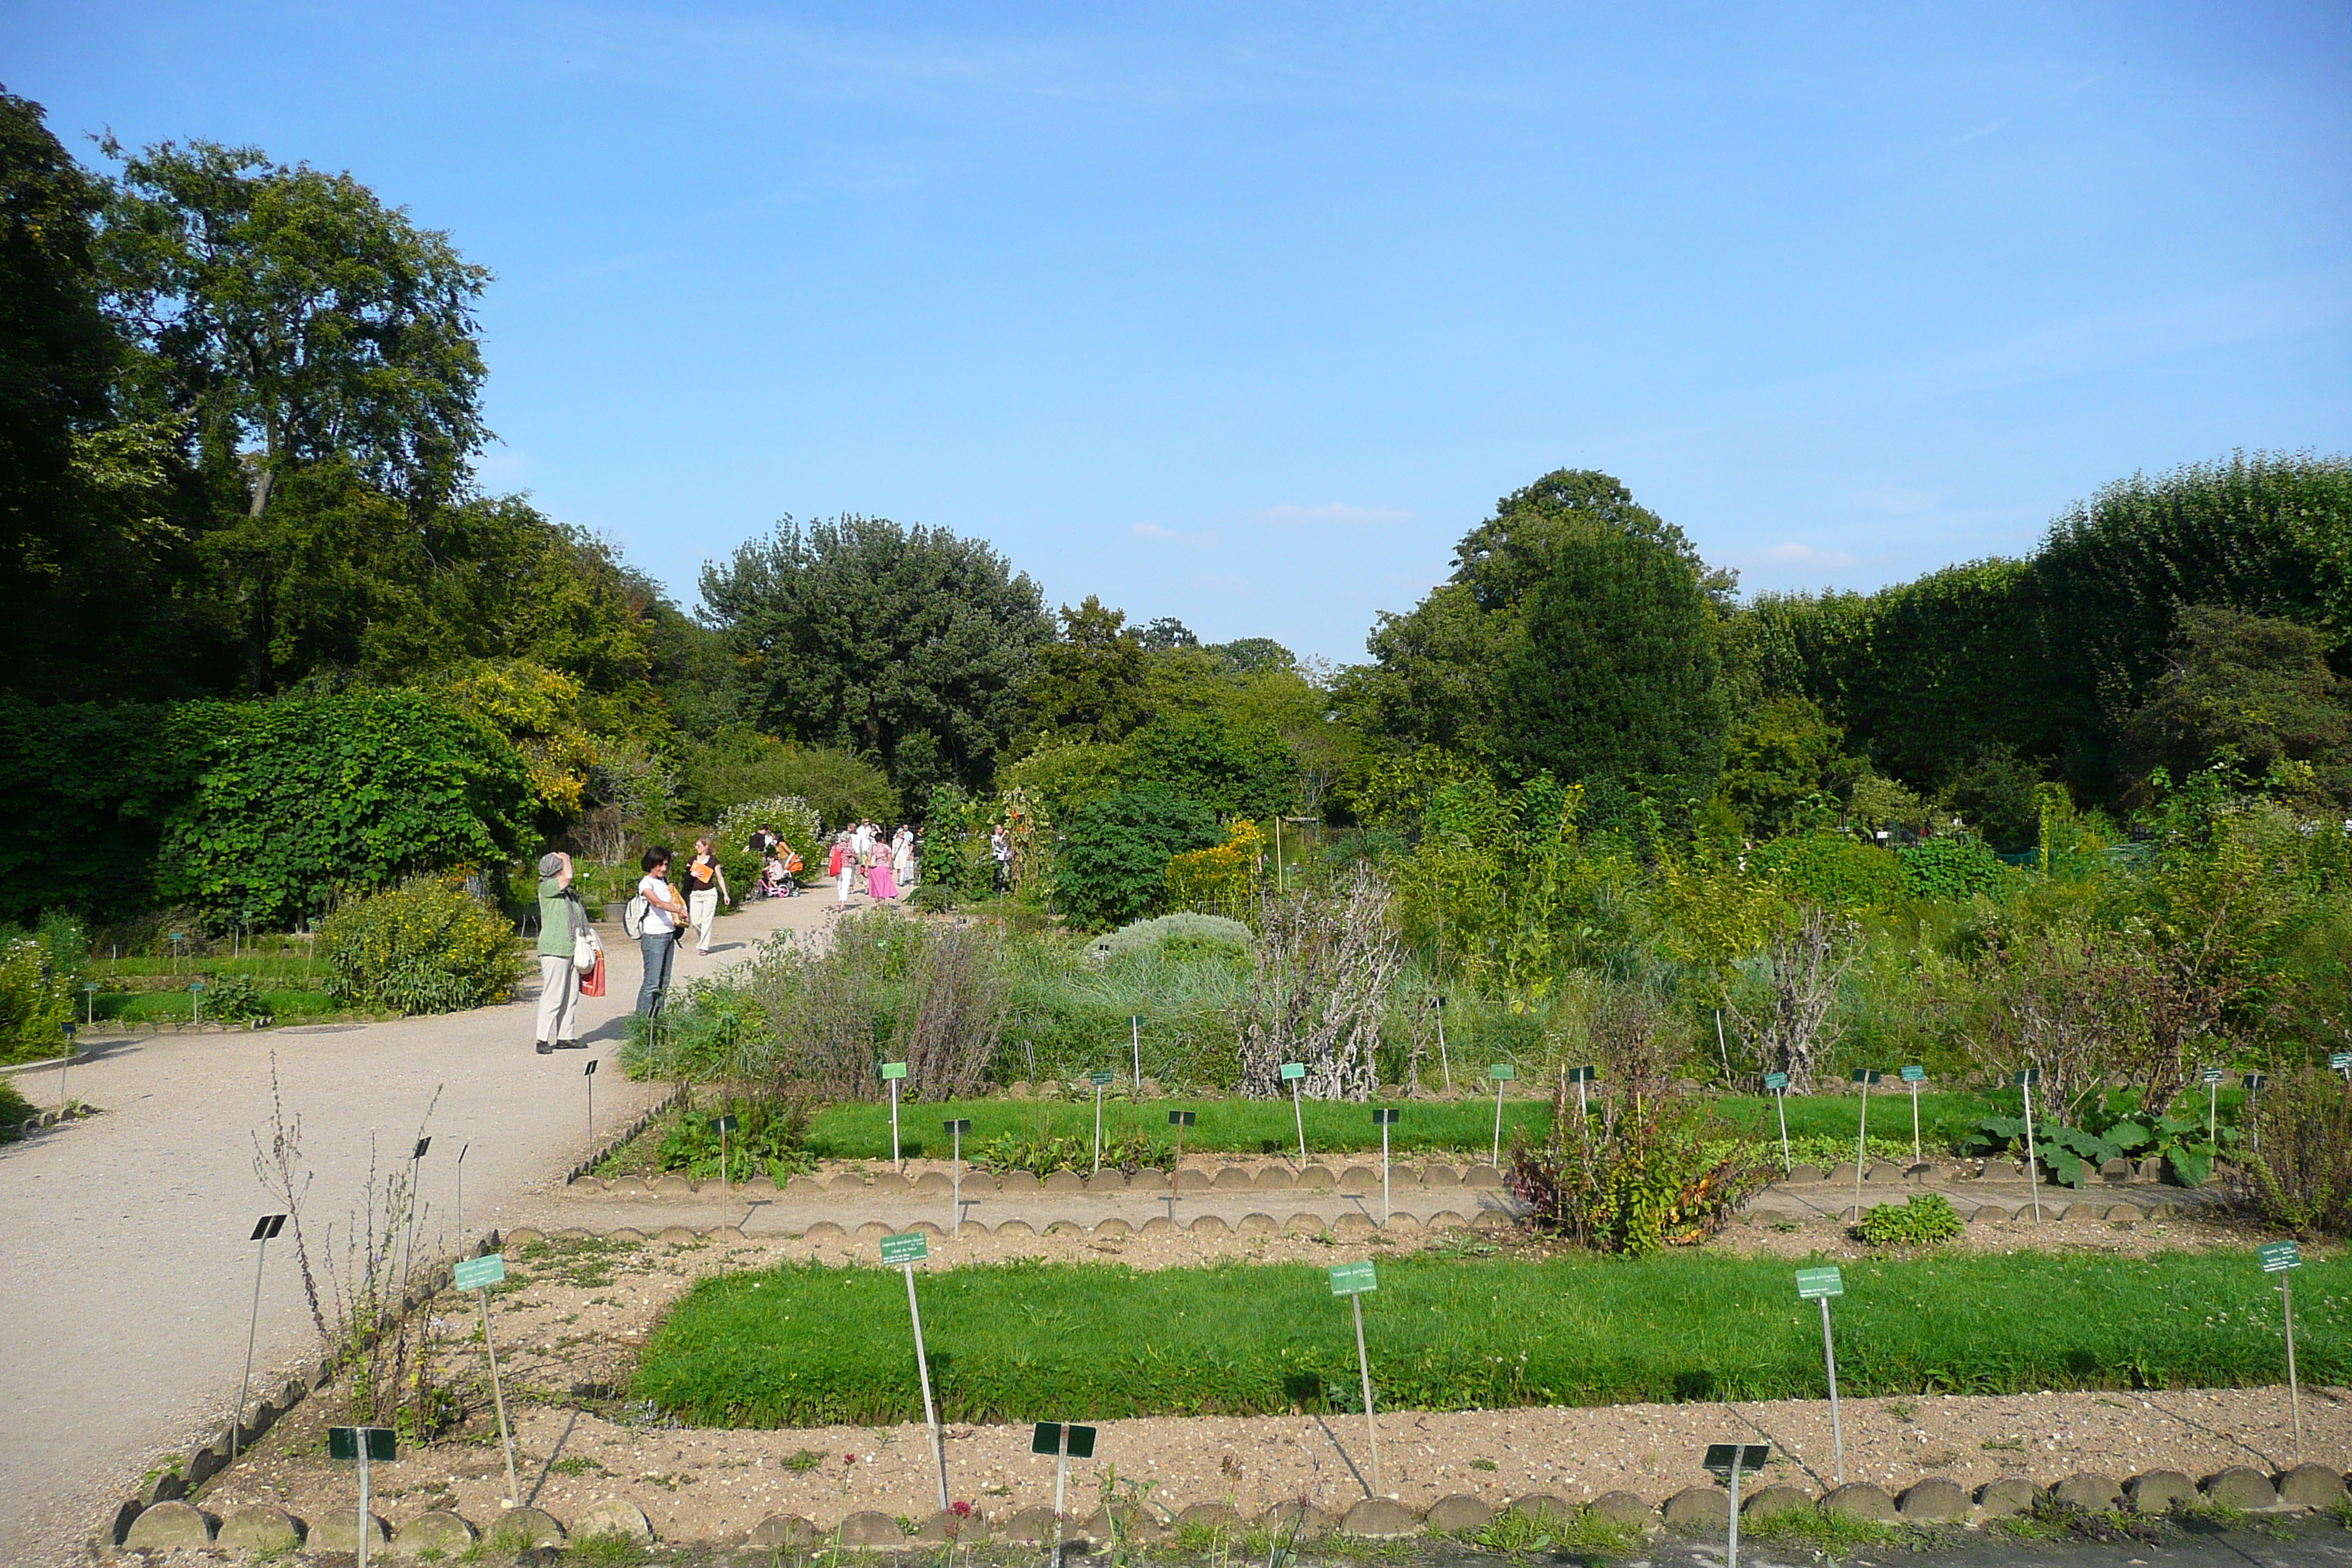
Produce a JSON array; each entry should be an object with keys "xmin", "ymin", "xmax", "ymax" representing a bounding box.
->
[{"xmin": 13, "ymin": 3, "xmax": 2350, "ymax": 663}]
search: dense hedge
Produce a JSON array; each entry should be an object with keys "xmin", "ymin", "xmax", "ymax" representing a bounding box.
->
[{"xmin": 0, "ymin": 691, "xmax": 533, "ymax": 927}]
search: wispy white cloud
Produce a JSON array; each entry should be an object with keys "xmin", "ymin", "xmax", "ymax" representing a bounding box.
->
[
  {"xmin": 1133, "ymin": 522, "xmax": 1218, "ymax": 546},
  {"xmin": 1260, "ymin": 501, "xmax": 1416, "ymax": 527}
]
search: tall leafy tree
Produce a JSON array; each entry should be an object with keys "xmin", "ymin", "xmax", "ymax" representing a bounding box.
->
[
  {"xmin": 99, "ymin": 138, "xmax": 491, "ymax": 690},
  {"xmin": 1493, "ymin": 521, "xmax": 1726, "ymax": 802},
  {"xmin": 701, "ymin": 514, "xmax": 1051, "ymax": 810},
  {"xmin": 1019, "ymin": 595, "xmax": 1150, "ymax": 745},
  {"xmin": 2122, "ymin": 606, "xmax": 2352, "ymax": 805}
]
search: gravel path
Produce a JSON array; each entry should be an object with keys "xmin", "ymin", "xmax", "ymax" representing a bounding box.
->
[{"xmin": 0, "ymin": 887, "xmax": 837, "ymax": 1567}]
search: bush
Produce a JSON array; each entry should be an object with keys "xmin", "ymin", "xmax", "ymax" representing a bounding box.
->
[
  {"xmin": 317, "ymin": 880, "xmax": 527, "ymax": 1014},
  {"xmin": 197, "ymin": 973, "xmax": 274, "ymax": 1025},
  {"xmin": 712, "ymin": 795, "xmax": 824, "ymax": 902},
  {"xmin": 1898, "ymin": 834, "xmax": 2011, "ymax": 901},
  {"xmin": 0, "ymin": 1070, "xmax": 30, "ymax": 1132},
  {"xmin": 1055, "ymin": 789, "xmax": 1224, "ymax": 930},
  {"xmin": 657, "ymin": 1094, "xmax": 814, "ymax": 1184},
  {"xmin": 1085, "ymin": 912, "xmax": 1253, "ymax": 962},
  {"xmin": 1856, "ymin": 1192, "xmax": 1964, "ymax": 1246},
  {"xmin": 0, "ymin": 935, "xmax": 69, "ymax": 1062},
  {"xmin": 2240, "ymin": 1067, "xmax": 2352, "ymax": 1237}
]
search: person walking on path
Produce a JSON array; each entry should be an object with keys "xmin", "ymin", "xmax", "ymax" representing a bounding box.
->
[
  {"xmin": 831, "ymin": 832, "xmax": 853, "ymax": 901},
  {"xmin": 683, "ymin": 836, "xmax": 732, "ymax": 954},
  {"xmin": 533, "ymin": 851, "xmax": 592, "ymax": 1054},
  {"xmin": 635, "ymin": 847, "xmax": 688, "ymax": 1017}
]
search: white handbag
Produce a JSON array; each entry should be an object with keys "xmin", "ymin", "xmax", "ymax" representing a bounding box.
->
[{"xmin": 572, "ymin": 911, "xmax": 602, "ymax": 973}]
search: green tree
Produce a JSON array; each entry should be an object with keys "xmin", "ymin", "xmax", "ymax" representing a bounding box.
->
[
  {"xmin": 1492, "ymin": 521, "xmax": 1727, "ymax": 802},
  {"xmin": 1125, "ymin": 709, "xmax": 1299, "ymax": 821},
  {"xmin": 701, "ymin": 514, "xmax": 1052, "ymax": 812},
  {"xmin": 2122, "ymin": 606, "xmax": 2352, "ymax": 806},
  {"xmin": 1135, "ymin": 616, "xmax": 1197, "ymax": 652},
  {"xmin": 1019, "ymin": 595, "xmax": 1150, "ymax": 745},
  {"xmin": 684, "ymin": 729, "xmax": 899, "ymax": 826},
  {"xmin": 1717, "ymin": 696, "xmax": 1866, "ymax": 839},
  {"xmin": 1055, "ymin": 788, "xmax": 1224, "ymax": 930}
]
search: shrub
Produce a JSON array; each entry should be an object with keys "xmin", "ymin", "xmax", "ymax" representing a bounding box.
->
[
  {"xmin": 1164, "ymin": 819, "xmax": 1264, "ymax": 921},
  {"xmin": 1899, "ymin": 833, "xmax": 2011, "ymax": 902},
  {"xmin": 0, "ymin": 936, "xmax": 69, "ymax": 1062},
  {"xmin": 197, "ymin": 973, "xmax": 274, "ymax": 1025},
  {"xmin": 1056, "ymin": 789, "xmax": 1224, "ymax": 930},
  {"xmin": 317, "ymin": 880, "xmax": 526, "ymax": 1014},
  {"xmin": 0, "ymin": 1070, "xmax": 30, "ymax": 1132},
  {"xmin": 712, "ymin": 795, "xmax": 824, "ymax": 900},
  {"xmin": 2239, "ymin": 1067, "xmax": 2352, "ymax": 1237},
  {"xmin": 657, "ymin": 1094, "xmax": 814, "ymax": 1183},
  {"xmin": 1085, "ymin": 912, "xmax": 1253, "ymax": 962},
  {"xmin": 1856, "ymin": 1192, "xmax": 1964, "ymax": 1246}
]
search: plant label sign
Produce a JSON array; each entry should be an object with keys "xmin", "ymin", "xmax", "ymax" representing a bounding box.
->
[
  {"xmin": 1850, "ymin": 1068, "xmax": 1881, "ymax": 1085},
  {"xmin": 1090, "ymin": 1070, "xmax": 1115, "ymax": 1086},
  {"xmin": 880, "ymin": 1232, "xmax": 929, "ymax": 1267},
  {"xmin": 1490, "ymin": 1063, "xmax": 1516, "ymax": 1081},
  {"xmin": 1030, "ymin": 1422, "xmax": 1097, "ymax": 1458},
  {"xmin": 2261, "ymin": 1241, "xmax": 2304, "ymax": 1273},
  {"xmin": 2332, "ymin": 1052, "xmax": 2352, "ymax": 1071},
  {"xmin": 1167, "ymin": 1110, "xmax": 1196, "ymax": 1126},
  {"xmin": 453, "ymin": 1254, "xmax": 505, "ymax": 1292},
  {"xmin": 2013, "ymin": 1068, "xmax": 2039, "ymax": 1086},
  {"xmin": 1280, "ymin": 1063, "xmax": 1307, "ymax": 1081},
  {"xmin": 1567, "ymin": 1066, "xmax": 1596, "ymax": 1084},
  {"xmin": 1703, "ymin": 1443, "xmax": 1769, "ymax": 1476},
  {"xmin": 327, "ymin": 1427, "xmax": 397, "ymax": 1462},
  {"xmin": 1900, "ymin": 1066, "xmax": 1926, "ymax": 1082},
  {"xmin": 942, "ymin": 1118, "xmax": 972, "ymax": 1135},
  {"xmin": 1371, "ymin": 1108, "xmax": 1401, "ymax": 1126},
  {"xmin": 714, "ymin": 1115, "xmax": 739, "ymax": 1134},
  {"xmin": 880, "ymin": 1062, "xmax": 908, "ymax": 1081},
  {"xmin": 2245, "ymin": 1072, "xmax": 2268, "ymax": 1091},
  {"xmin": 1328, "ymin": 1261, "xmax": 1378, "ymax": 1296},
  {"xmin": 249, "ymin": 1213, "xmax": 287, "ymax": 1242},
  {"xmin": 1763, "ymin": 1072, "xmax": 1789, "ymax": 1090},
  {"xmin": 1795, "ymin": 1266, "xmax": 1844, "ymax": 1300},
  {"xmin": 2202, "ymin": 1068, "xmax": 2225, "ymax": 1085}
]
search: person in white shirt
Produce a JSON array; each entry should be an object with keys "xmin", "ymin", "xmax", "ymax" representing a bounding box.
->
[{"xmin": 635, "ymin": 846, "xmax": 688, "ymax": 1016}]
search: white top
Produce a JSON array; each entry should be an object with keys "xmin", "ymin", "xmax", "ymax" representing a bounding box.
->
[{"xmin": 637, "ymin": 873, "xmax": 677, "ymax": 935}]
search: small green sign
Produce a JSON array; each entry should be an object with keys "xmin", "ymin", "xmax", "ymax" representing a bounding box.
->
[
  {"xmin": 1850, "ymin": 1068, "xmax": 1880, "ymax": 1085},
  {"xmin": 2261, "ymin": 1241, "xmax": 2304, "ymax": 1273},
  {"xmin": 1371, "ymin": 1108, "xmax": 1401, "ymax": 1125},
  {"xmin": 1030, "ymin": 1422, "xmax": 1097, "ymax": 1458},
  {"xmin": 327, "ymin": 1427, "xmax": 397, "ymax": 1462},
  {"xmin": 2245, "ymin": 1072, "xmax": 2268, "ymax": 1091},
  {"xmin": 1702, "ymin": 1443, "xmax": 1769, "ymax": 1475},
  {"xmin": 453, "ymin": 1254, "xmax": 505, "ymax": 1292},
  {"xmin": 714, "ymin": 1114, "xmax": 739, "ymax": 1134},
  {"xmin": 1167, "ymin": 1110, "xmax": 1196, "ymax": 1126},
  {"xmin": 1900, "ymin": 1065, "xmax": 1926, "ymax": 1082},
  {"xmin": 2332, "ymin": 1052, "xmax": 2352, "ymax": 1071},
  {"xmin": 942, "ymin": 1118, "xmax": 972, "ymax": 1135},
  {"xmin": 2201, "ymin": 1068, "xmax": 2225, "ymax": 1085},
  {"xmin": 1795, "ymin": 1266, "xmax": 1844, "ymax": 1300},
  {"xmin": 879, "ymin": 1062, "xmax": 908, "ymax": 1081},
  {"xmin": 1328, "ymin": 1260, "xmax": 1378, "ymax": 1296},
  {"xmin": 1089, "ymin": 1070, "xmax": 1115, "ymax": 1086},
  {"xmin": 880, "ymin": 1232, "xmax": 929, "ymax": 1266},
  {"xmin": 1763, "ymin": 1072, "xmax": 1790, "ymax": 1090},
  {"xmin": 1489, "ymin": 1063, "xmax": 1516, "ymax": 1081},
  {"xmin": 2013, "ymin": 1068, "xmax": 2040, "ymax": 1087},
  {"xmin": 1280, "ymin": 1063, "xmax": 1307, "ymax": 1082},
  {"xmin": 1567, "ymin": 1066, "xmax": 1596, "ymax": 1084}
]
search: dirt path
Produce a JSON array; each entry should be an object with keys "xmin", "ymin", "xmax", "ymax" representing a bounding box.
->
[{"xmin": 0, "ymin": 886, "xmax": 840, "ymax": 1568}]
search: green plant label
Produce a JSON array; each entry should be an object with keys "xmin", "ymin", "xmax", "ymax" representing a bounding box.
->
[
  {"xmin": 1567, "ymin": 1066, "xmax": 1596, "ymax": 1083},
  {"xmin": 2013, "ymin": 1068, "xmax": 2040, "ymax": 1087},
  {"xmin": 1371, "ymin": 1108, "xmax": 1401, "ymax": 1125},
  {"xmin": 2201, "ymin": 1068, "xmax": 2224, "ymax": 1085},
  {"xmin": 880, "ymin": 1063, "xmax": 908, "ymax": 1080},
  {"xmin": 1167, "ymin": 1110, "xmax": 1196, "ymax": 1126},
  {"xmin": 189, "ymin": 981, "xmax": 204, "ymax": 992},
  {"xmin": 1329, "ymin": 1261, "xmax": 1378, "ymax": 1296},
  {"xmin": 2260, "ymin": 1241, "xmax": 2303, "ymax": 1273},
  {"xmin": 1702, "ymin": 1443, "xmax": 1769, "ymax": 1475},
  {"xmin": 1281, "ymin": 1063, "xmax": 1307, "ymax": 1081},
  {"xmin": 1901, "ymin": 1066, "xmax": 1926, "ymax": 1082},
  {"xmin": 1850, "ymin": 1068, "xmax": 1880, "ymax": 1084},
  {"xmin": 2332, "ymin": 1053, "xmax": 2352, "ymax": 1071},
  {"xmin": 1090, "ymin": 1070, "xmax": 1115, "ymax": 1086},
  {"xmin": 714, "ymin": 1115, "xmax": 739, "ymax": 1133},
  {"xmin": 942, "ymin": 1118, "xmax": 972, "ymax": 1134},
  {"xmin": 1490, "ymin": 1064, "xmax": 1516, "ymax": 1081},
  {"xmin": 453, "ymin": 1255, "xmax": 505, "ymax": 1292},
  {"xmin": 1763, "ymin": 1072, "xmax": 1789, "ymax": 1090},
  {"xmin": 880, "ymin": 1232, "xmax": 929, "ymax": 1265},
  {"xmin": 1030, "ymin": 1422, "xmax": 1097, "ymax": 1458},
  {"xmin": 327, "ymin": 1427, "xmax": 396, "ymax": 1461},
  {"xmin": 2244, "ymin": 1073, "xmax": 2266, "ymax": 1090},
  {"xmin": 1795, "ymin": 1266, "xmax": 1844, "ymax": 1300}
]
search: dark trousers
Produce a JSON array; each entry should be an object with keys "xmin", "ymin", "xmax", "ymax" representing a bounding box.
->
[{"xmin": 636, "ymin": 930, "xmax": 676, "ymax": 1016}]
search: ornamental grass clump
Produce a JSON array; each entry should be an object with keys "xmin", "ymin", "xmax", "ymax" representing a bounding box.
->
[{"xmin": 317, "ymin": 878, "xmax": 525, "ymax": 1014}]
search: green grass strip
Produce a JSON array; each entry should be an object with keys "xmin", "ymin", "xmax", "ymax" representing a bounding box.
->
[
  {"xmin": 802, "ymin": 1098, "xmax": 1553, "ymax": 1161},
  {"xmin": 636, "ymin": 1250, "xmax": 2337, "ymax": 1428}
]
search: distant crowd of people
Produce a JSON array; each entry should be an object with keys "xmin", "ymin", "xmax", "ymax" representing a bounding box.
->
[{"xmin": 529, "ymin": 818, "xmax": 924, "ymax": 1053}]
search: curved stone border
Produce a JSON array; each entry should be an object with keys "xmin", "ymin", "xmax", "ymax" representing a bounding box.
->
[
  {"xmin": 565, "ymin": 1084, "xmax": 688, "ymax": 1183},
  {"xmin": 116, "ymin": 1454, "xmax": 2352, "ymax": 1551}
]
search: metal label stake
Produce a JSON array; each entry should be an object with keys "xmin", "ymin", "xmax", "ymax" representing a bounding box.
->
[
  {"xmin": 1131, "ymin": 1015, "xmax": 1142, "ymax": 1089},
  {"xmin": 1901, "ymin": 1065, "xmax": 1926, "ymax": 1163},
  {"xmin": 2245, "ymin": 1071, "xmax": 2267, "ymax": 1154},
  {"xmin": 715, "ymin": 1113, "xmax": 739, "ymax": 1194},
  {"xmin": 1488, "ymin": 1063, "xmax": 1515, "ymax": 1169},
  {"xmin": 1282, "ymin": 1063, "xmax": 1308, "ymax": 1161},
  {"xmin": 1796, "ymin": 1267, "xmax": 1845, "ymax": 1484},
  {"xmin": 1850, "ymin": 1069, "xmax": 1882, "ymax": 1210},
  {"xmin": 1567, "ymin": 1066, "xmax": 1596, "ymax": 1142},
  {"xmin": 1089, "ymin": 1071, "xmax": 1114, "ymax": 1174},
  {"xmin": 1371, "ymin": 1109, "xmax": 1399, "ymax": 1226},
  {"xmin": 1764, "ymin": 1072, "xmax": 1791, "ymax": 1175},
  {"xmin": 2016, "ymin": 1068, "xmax": 2043, "ymax": 1222},
  {"xmin": 454, "ymin": 1254, "xmax": 521, "ymax": 1505},
  {"xmin": 1330, "ymin": 1262, "xmax": 1382, "ymax": 1493},
  {"xmin": 1433, "ymin": 995, "xmax": 1451, "ymax": 1090},
  {"xmin": 455, "ymin": 1142, "xmax": 469, "ymax": 1249},
  {"xmin": 883, "ymin": 1232, "xmax": 949, "ymax": 1509},
  {"xmin": 327, "ymin": 1427, "xmax": 396, "ymax": 1568},
  {"xmin": 943, "ymin": 1120, "xmax": 971, "ymax": 1236},
  {"xmin": 1033, "ymin": 1421, "xmax": 1096, "ymax": 1565},
  {"xmin": 2204, "ymin": 1066, "xmax": 2223, "ymax": 1142},
  {"xmin": 2263, "ymin": 1241, "xmax": 2305, "ymax": 1462},
  {"xmin": 585, "ymin": 1058, "xmax": 598, "ymax": 1149},
  {"xmin": 231, "ymin": 1214, "xmax": 287, "ymax": 1460},
  {"xmin": 1704, "ymin": 1444, "xmax": 1769, "ymax": 1568},
  {"xmin": 881, "ymin": 1062, "xmax": 908, "ymax": 1170}
]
